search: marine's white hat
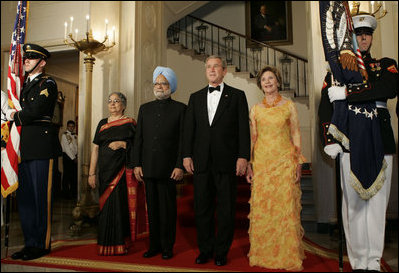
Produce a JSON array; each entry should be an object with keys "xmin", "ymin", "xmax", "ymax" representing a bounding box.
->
[{"xmin": 352, "ymin": 14, "xmax": 377, "ymax": 34}]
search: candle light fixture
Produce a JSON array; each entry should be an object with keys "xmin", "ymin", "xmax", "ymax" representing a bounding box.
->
[{"xmin": 63, "ymin": 15, "xmax": 116, "ymax": 233}]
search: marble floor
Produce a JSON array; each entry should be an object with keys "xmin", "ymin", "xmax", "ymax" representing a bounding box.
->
[{"xmin": 1, "ymin": 196, "xmax": 398, "ymax": 272}]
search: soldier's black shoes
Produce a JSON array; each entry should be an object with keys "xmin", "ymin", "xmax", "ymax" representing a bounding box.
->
[
  {"xmin": 22, "ymin": 247, "xmax": 50, "ymax": 260},
  {"xmin": 214, "ymin": 255, "xmax": 227, "ymax": 266},
  {"xmin": 12, "ymin": 247, "xmax": 49, "ymax": 260},
  {"xmin": 11, "ymin": 247, "xmax": 29, "ymax": 260},
  {"xmin": 142, "ymin": 249, "xmax": 161, "ymax": 258}
]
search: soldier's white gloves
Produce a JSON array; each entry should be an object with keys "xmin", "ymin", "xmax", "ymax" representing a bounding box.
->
[
  {"xmin": 324, "ymin": 144, "xmax": 343, "ymax": 160},
  {"xmin": 328, "ymin": 85, "xmax": 347, "ymax": 103},
  {"xmin": 5, "ymin": 109, "xmax": 16, "ymax": 121}
]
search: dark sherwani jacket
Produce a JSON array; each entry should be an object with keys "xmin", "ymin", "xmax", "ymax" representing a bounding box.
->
[{"xmin": 133, "ymin": 98, "xmax": 186, "ymax": 178}]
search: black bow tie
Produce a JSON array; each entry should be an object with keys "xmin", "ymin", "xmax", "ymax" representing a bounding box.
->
[{"xmin": 209, "ymin": 86, "xmax": 221, "ymax": 93}]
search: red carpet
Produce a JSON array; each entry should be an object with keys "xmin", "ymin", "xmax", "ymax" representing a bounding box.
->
[
  {"xmin": 1, "ymin": 226, "xmax": 393, "ymax": 272},
  {"xmin": 2, "ymin": 178, "xmax": 393, "ymax": 272}
]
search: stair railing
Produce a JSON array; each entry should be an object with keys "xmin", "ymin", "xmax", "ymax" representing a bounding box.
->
[{"xmin": 167, "ymin": 15, "xmax": 308, "ymax": 97}]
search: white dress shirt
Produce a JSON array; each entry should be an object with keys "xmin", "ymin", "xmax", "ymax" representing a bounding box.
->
[
  {"xmin": 207, "ymin": 82, "xmax": 224, "ymax": 125},
  {"xmin": 61, "ymin": 130, "xmax": 78, "ymax": 160}
]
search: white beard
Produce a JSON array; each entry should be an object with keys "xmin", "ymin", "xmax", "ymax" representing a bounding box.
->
[{"xmin": 154, "ymin": 88, "xmax": 172, "ymax": 100}]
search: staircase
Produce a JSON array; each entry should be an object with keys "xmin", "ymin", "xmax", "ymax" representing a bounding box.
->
[
  {"xmin": 167, "ymin": 15, "xmax": 308, "ymax": 97},
  {"xmin": 178, "ymin": 173, "xmax": 317, "ymax": 233}
]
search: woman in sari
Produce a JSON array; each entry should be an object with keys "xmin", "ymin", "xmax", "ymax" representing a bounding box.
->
[{"xmin": 88, "ymin": 92, "xmax": 148, "ymax": 255}]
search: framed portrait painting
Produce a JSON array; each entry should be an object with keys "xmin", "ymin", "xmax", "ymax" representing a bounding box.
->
[{"xmin": 245, "ymin": 1, "xmax": 293, "ymax": 46}]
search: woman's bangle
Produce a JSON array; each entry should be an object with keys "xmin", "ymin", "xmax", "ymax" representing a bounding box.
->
[{"xmin": 89, "ymin": 173, "xmax": 95, "ymax": 176}]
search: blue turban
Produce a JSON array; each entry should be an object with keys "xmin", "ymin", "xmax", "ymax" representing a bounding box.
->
[{"xmin": 153, "ymin": 66, "xmax": 177, "ymax": 93}]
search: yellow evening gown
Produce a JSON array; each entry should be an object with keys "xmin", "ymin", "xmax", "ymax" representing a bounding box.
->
[{"xmin": 248, "ymin": 99, "xmax": 306, "ymax": 271}]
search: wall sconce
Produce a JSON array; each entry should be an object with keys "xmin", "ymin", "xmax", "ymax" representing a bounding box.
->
[
  {"xmin": 223, "ymin": 32, "xmax": 235, "ymax": 65},
  {"xmin": 280, "ymin": 54, "xmax": 292, "ymax": 90},
  {"xmin": 196, "ymin": 23, "xmax": 208, "ymax": 54},
  {"xmin": 250, "ymin": 46, "xmax": 262, "ymax": 76}
]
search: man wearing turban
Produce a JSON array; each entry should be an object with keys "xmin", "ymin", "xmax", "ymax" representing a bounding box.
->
[{"xmin": 133, "ymin": 66, "xmax": 186, "ymax": 260}]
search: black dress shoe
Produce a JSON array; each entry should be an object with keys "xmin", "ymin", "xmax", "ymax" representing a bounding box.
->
[
  {"xmin": 11, "ymin": 247, "xmax": 29, "ymax": 260},
  {"xmin": 142, "ymin": 249, "xmax": 161, "ymax": 258},
  {"xmin": 162, "ymin": 251, "xmax": 173, "ymax": 259},
  {"xmin": 214, "ymin": 255, "xmax": 227, "ymax": 266},
  {"xmin": 22, "ymin": 247, "xmax": 49, "ymax": 260},
  {"xmin": 195, "ymin": 253, "xmax": 211, "ymax": 264}
]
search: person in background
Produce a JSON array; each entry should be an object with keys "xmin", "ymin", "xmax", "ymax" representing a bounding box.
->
[
  {"xmin": 246, "ymin": 66, "xmax": 305, "ymax": 271},
  {"xmin": 133, "ymin": 66, "xmax": 186, "ymax": 260},
  {"xmin": 88, "ymin": 92, "xmax": 148, "ymax": 255},
  {"xmin": 60, "ymin": 120, "xmax": 78, "ymax": 199}
]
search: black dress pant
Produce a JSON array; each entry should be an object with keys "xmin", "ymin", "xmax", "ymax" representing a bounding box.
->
[
  {"xmin": 144, "ymin": 178, "xmax": 177, "ymax": 252},
  {"xmin": 193, "ymin": 170, "xmax": 237, "ymax": 257},
  {"xmin": 62, "ymin": 153, "xmax": 77, "ymax": 198},
  {"xmin": 18, "ymin": 159, "xmax": 55, "ymax": 250}
]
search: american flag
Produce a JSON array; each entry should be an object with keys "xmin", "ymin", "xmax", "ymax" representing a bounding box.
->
[{"xmin": 1, "ymin": 1, "xmax": 28, "ymax": 198}]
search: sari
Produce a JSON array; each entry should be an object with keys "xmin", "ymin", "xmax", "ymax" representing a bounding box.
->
[{"xmin": 93, "ymin": 117, "xmax": 148, "ymax": 255}]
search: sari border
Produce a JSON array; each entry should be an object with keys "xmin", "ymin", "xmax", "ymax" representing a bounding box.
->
[
  {"xmin": 99, "ymin": 118, "xmax": 135, "ymax": 133},
  {"xmin": 125, "ymin": 168, "xmax": 149, "ymax": 241},
  {"xmin": 98, "ymin": 167, "xmax": 126, "ymax": 211}
]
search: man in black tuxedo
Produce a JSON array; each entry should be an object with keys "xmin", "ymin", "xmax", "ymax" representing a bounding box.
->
[
  {"xmin": 133, "ymin": 66, "xmax": 186, "ymax": 260},
  {"xmin": 183, "ymin": 56, "xmax": 250, "ymax": 266}
]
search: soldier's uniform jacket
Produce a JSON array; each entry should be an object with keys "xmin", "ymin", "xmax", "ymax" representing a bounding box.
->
[
  {"xmin": 319, "ymin": 53, "xmax": 398, "ymax": 154},
  {"xmin": 14, "ymin": 73, "xmax": 62, "ymax": 161}
]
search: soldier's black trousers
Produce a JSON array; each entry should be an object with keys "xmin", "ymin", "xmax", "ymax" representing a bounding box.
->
[{"xmin": 18, "ymin": 159, "xmax": 54, "ymax": 250}]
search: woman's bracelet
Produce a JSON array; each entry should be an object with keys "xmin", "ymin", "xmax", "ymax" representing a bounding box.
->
[{"xmin": 89, "ymin": 173, "xmax": 96, "ymax": 176}]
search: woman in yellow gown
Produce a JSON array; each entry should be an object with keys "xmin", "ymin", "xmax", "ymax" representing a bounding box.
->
[{"xmin": 246, "ymin": 66, "xmax": 305, "ymax": 271}]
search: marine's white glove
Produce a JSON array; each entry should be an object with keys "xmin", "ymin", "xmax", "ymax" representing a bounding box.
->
[
  {"xmin": 324, "ymin": 144, "xmax": 343, "ymax": 160},
  {"xmin": 328, "ymin": 85, "xmax": 347, "ymax": 103},
  {"xmin": 5, "ymin": 109, "xmax": 16, "ymax": 121}
]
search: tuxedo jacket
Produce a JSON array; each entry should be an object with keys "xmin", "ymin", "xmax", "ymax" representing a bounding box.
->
[
  {"xmin": 183, "ymin": 83, "xmax": 250, "ymax": 174},
  {"xmin": 133, "ymin": 98, "xmax": 186, "ymax": 178}
]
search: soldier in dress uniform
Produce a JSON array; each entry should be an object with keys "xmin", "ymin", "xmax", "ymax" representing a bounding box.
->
[
  {"xmin": 133, "ymin": 66, "xmax": 186, "ymax": 260},
  {"xmin": 318, "ymin": 14, "xmax": 398, "ymax": 272},
  {"xmin": 6, "ymin": 43, "xmax": 62, "ymax": 260},
  {"xmin": 60, "ymin": 120, "xmax": 78, "ymax": 199}
]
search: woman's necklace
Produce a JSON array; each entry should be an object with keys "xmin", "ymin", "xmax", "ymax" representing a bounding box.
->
[
  {"xmin": 262, "ymin": 93, "xmax": 282, "ymax": 108},
  {"xmin": 108, "ymin": 115, "xmax": 126, "ymax": 123}
]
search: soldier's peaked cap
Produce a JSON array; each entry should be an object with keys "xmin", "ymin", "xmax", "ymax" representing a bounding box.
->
[{"xmin": 23, "ymin": 43, "xmax": 51, "ymax": 59}]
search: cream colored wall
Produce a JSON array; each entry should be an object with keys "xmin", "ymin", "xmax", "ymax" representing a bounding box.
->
[
  {"xmin": 1, "ymin": 1, "xmax": 90, "ymax": 49},
  {"xmin": 277, "ymin": 1, "xmax": 308, "ymax": 59}
]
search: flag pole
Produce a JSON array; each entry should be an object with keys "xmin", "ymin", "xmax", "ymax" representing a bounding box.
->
[
  {"xmin": 335, "ymin": 155, "xmax": 344, "ymax": 272},
  {"xmin": 331, "ymin": 72, "xmax": 344, "ymax": 272},
  {"xmin": 4, "ymin": 195, "xmax": 11, "ymax": 257}
]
